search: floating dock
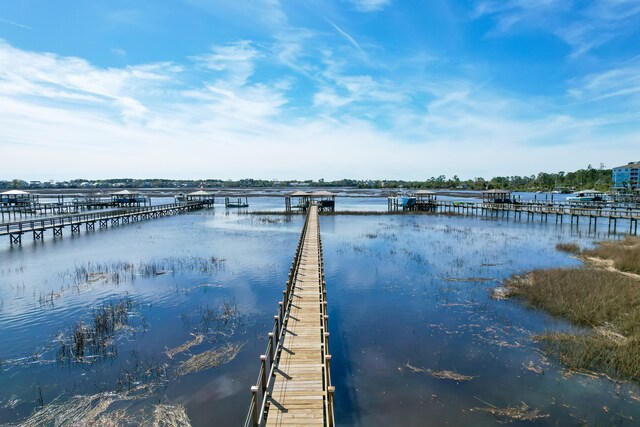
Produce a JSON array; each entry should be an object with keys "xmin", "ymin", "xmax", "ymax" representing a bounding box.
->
[{"xmin": 246, "ymin": 204, "xmax": 334, "ymax": 427}]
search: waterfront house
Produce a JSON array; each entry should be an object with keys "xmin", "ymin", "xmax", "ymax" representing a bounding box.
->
[{"xmin": 612, "ymin": 161, "xmax": 640, "ymax": 191}]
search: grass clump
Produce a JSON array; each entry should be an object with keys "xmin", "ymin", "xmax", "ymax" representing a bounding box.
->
[
  {"xmin": 555, "ymin": 242, "xmax": 580, "ymax": 254},
  {"xmin": 57, "ymin": 297, "xmax": 139, "ymax": 363},
  {"xmin": 582, "ymin": 236, "xmax": 640, "ymax": 275},
  {"xmin": 175, "ymin": 342, "xmax": 244, "ymax": 377},
  {"xmin": 505, "ymin": 268, "xmax": 640, "ymax": 381}
]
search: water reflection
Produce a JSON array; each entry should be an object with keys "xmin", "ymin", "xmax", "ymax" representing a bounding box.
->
[{"xmin": 0, "ymin": 200, "xmax": 638, "ymax": 425}]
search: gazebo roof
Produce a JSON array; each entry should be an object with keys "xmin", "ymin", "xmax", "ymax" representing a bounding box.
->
[
  {"xmin": 310, "ymin": 190, "xmax": 336, "ymax": 197},
  {"xmin": 576, "ymin": 189, "xmax": 602, "ymax": 193},
  {"xmin": 110, "ymin": 189, "xmax": 136, "ymax": 195},
  {"xmin": 289, "ymin": 191, "xmax": 311, "ymax": 197},
  {"xmin": 415, "ymin": 190, "xmax": 435, "ymax": 195},
  {"xmin": 1, "ymin": 190, "xmax": 30, "ymax": 195},
  {"xmin": 187, "ymin": 190, "xmax": 215, "ymax": 196}
]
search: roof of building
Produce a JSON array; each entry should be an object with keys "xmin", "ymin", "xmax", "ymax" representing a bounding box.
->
[
  {"xmin": 613, "ymin": 161, "xmax": 640, "ymax": 169},
  {"xmin": 1, "ymin": 190, "xmax": 30, "ymax": 195},
  {"xmin": 415, "ymin": 190, "xmax": 436, "ymax": 195},
  {"xmin": 110, "ymin": 189, "xmax": 137, "ymax": 195},
  {"xmin": 187, "ymin": 190, "xmax": 215, "ymax": 196},
  {"xmin": 288, "ymin": 191, "xmax": 311, "ymax": 197},
  {"xmin": 574, "ymin": 189, "xmax": 602, "ymax": 194},
  {"xmin": 310, "ymin": 190, "xmax": 336, "ymax": 197}
]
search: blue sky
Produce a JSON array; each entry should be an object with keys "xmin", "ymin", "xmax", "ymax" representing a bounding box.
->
[{"xmin": 0, "ymin": 0, "xmax": 639, "ymax": 180}]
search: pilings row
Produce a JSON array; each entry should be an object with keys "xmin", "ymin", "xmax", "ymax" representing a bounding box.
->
[
  {"xmin": 3, "ymin": 202, "xmax": 208, "ymax": 245},
  {"xmin": 431, "ymin": 202, "xmax": 639, "ymax": 235}
]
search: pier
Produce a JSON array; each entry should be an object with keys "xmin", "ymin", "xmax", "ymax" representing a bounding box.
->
[
  {"xmin": 246, "ymin": 205, "xmax": 334, "ymax": 427},
  {"xmin": 433, "ymin": 201, "xmax": 640, "ymax": 234},
  {"xmin": 383, "ymin": 193, "xmax": 640, "ymax": 235},
  {"xmin": 1, "ymin": 202, "xmax": 208, "ymax": 245}
]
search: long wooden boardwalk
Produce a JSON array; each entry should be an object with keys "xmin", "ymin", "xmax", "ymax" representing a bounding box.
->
[
  {"xmin": 1, "ymin": 202, "xmax": 207, "ymax": 245},
  {"xmin": 246, "ymin": 204, "xmax": 334, "ymax": 427}
]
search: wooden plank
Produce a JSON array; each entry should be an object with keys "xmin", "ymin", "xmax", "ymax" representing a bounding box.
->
[{"xmin": 265, "ymin": 205, "xmax": 328, "ymax": 427}]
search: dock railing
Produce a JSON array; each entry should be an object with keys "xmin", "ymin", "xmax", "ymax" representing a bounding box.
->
[
  {"xmin": 244, "ymin": 208, "xmax": 310, "ymax": 427},
  {"xmin": 317, "ymin": 211, "xmax": 335, "ymax": 426},
  {"xmin": 244, "ymin": 204, "xmax": 335, "ymax": 427},
  {"xmin": 1, "ymin": 201, "xmax": 205, "ymax": 242}
]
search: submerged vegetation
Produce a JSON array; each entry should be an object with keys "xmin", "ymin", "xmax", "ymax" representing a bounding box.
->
[
  {"xmin": 400, "ymin": 362, "xmax": 475, "ymax": 382},
  {"xmin": 504, "ymin": 237, "xmax": 640, "ymax": 382},
  {"xmin": 57, "ymin": 296, "xmax": 140, "ymax": 363},
  {"xmin": 555, "ymin": 242, "xmax": 580, "ymax": 254},
  {"xmin": 63, "ymin": 256, "xmax": 225, "ymax": 286},
  {"xmin": 19, "ymin": 389, "xmax": 191, "ymax": 427},
  {"xmin": 175, "ymin": 342, "xmax": 244, "ymax": 377}
]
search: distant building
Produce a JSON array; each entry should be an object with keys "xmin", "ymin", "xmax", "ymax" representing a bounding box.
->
[
  {"xmin": 29, "ymin": 180, "xmax": 42, "ymax": 188},
  {"xmin": 612, "ymin": 161, "xmax": 640, "ymax": 191}
]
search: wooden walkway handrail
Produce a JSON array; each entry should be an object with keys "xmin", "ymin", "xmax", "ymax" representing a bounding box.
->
[
  {"xmin": 245, "ymin": 204, "xmax": 334, "ymax": 427},
  {"xmin": 2, "ymin": 202, "xmax": 208, "ymax": 244}
]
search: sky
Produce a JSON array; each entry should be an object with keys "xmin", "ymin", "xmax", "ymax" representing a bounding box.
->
[{"xmin": 0, "ymin": 0, "xmax": 639, "ymax": 181}]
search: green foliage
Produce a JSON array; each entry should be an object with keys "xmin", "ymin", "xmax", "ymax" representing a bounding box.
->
[{"xmin": 1, "ymin": 164, "xmax": 614, "ymax": 191}]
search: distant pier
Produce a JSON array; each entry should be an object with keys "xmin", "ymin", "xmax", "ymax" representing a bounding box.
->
[{"xmin": 1, "ymin": 201, "xmax": 210, "ymax": 245}]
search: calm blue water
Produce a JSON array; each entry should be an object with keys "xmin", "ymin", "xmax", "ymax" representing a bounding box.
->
[{"xmin": 0, "ymin": 197, "xmax": 638, "ymax": 425}]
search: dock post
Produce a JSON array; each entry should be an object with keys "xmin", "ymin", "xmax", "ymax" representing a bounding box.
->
[
  {"xmin": 327, "ymin": 385, "xmax": 335, "ymax": 427},
  {"xmin": 251, "ymin": 386, "xmax": 259, "ymax": 426},
  {"xmin": 279, "ymin": 301, "xmax": 284, "ymax": 325},
  {"xmin": 260, "ymin": 355, "xmax": 267, "ymax": 394},
  {"xmin": 268, "ymin": 332, "xmax": 275, "ymax": 371},
  {"xmin": 9, "ymin": 233, "xmax": 22, "ymax": 245}
]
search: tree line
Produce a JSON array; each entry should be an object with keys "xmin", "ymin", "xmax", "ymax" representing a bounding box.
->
[{"xmin": 1, "ymin": 165, "xmax": 613, "ymax": 192}]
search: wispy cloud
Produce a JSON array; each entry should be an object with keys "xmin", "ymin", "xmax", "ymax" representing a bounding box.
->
[
  {"xmin": 569, "ymin": 56, "xmax": 640, "ymax": 103},
  {"xmin": 348, "ymin": 0, "xmax": 392, "ymax": 13},
  {"xmin": 0, "ymin": 17, "xmax": 33, "ymax": 30},
  {"xmin": 0, "ymin": 33, "xmax": 638, "ymax": 180},
  {"xmin": 475, "ymin": 0, "xmax": 640, "ymax": 58},
  {"xmin": 325, "ymin": 18, "xmax": 366, "ymax": 56},
  {"xmin": 190, "ymin": 41, "xmax": 258, "ymax": 87}
]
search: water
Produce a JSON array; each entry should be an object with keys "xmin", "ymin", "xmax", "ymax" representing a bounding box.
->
[{"xmin": 0, "ymin": 198, "xmax": 638, "ymax": 425}]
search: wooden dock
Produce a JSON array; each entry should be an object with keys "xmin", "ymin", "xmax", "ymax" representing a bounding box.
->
[
  {"xmin": 385, "ymin": 199, "xmax": 640, "ymax": 235},
  {"xmin": 246, "ymin": 204, "xmax": 334, "ymax": 427},
  {"xmin": 1, "ymin": 202, "xmax": 208, "ymax": 245}
]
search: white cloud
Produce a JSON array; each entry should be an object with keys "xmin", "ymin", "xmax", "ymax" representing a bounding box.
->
[
  {"xmin": 569, "ymin": 57, "xmax": 640, "ymax": 102},
  {"xmin": 0, "ymin": 40, "xmax": 179, "ymax": 122},
  {"xmin": 190, "ymin": 41, "xmax": 258, "ymax": 87},
  {"xmin": 1, "ymin": 38, "xmax": 639, "ymax": 181}
]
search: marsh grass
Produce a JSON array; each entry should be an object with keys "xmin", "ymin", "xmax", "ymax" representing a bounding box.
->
[
  {"xmin": 64, "ymin": 256, "xmax": 225, "ymax": 287},
  {"xmin": 57, "ymin": 297, "xmax": 139, "ymax": 363},
  {"xmin": 400, "ymin": 362, "xmax": 475, "ymax": 382},
  {"xmin": 505, "ymin": 268, "xmax": 640, "ymax": 381},
  {"xmin": 180, "ymin": 300, "xmax": 241, "ymax": 337},
  {"xmin": 175, "ymin": 342, "xmax": 244, "ymax": 377},
  {"xmin": 555, "ymin": 242, "xmax": 580, "ymax": 254},
  {"xmin": 582, "ymin": 237, "xmax": 640, "ymax": 275},
  {"xmin": 20, "ymin": 388, "xmax": 191, "ymax": 427},
  {"xmin": 472, "ymin": 398, "xmax": 549, "ymax": 422}
]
